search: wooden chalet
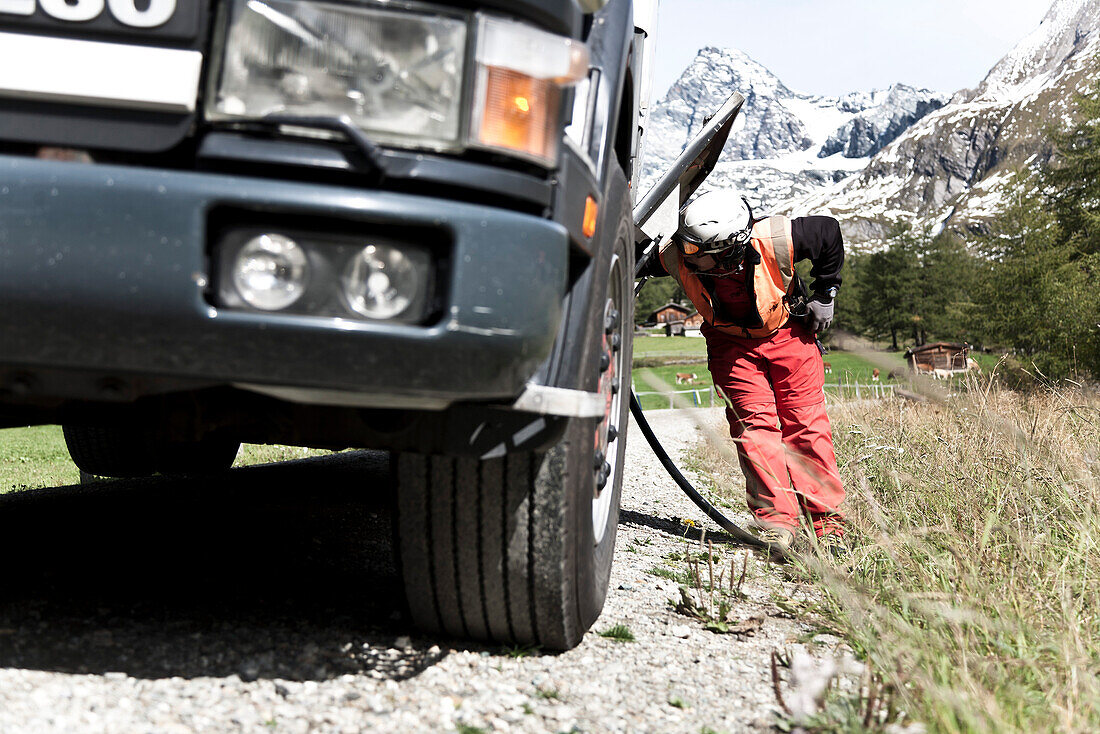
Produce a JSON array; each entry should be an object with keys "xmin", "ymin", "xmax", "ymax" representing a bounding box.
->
[
  {"xmin": 647, "ymin": 302, "xmax": 691, "ymax": 325},
  {"xmin": 682, "ymin": 311, "xmax": 704, "ymax": 329},
  {"xmin": 905, "ymin": 342, "xmax": 971, "ymax": 375}
]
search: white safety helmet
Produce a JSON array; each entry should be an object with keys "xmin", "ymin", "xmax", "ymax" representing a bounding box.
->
[{"xmin": 677, "ymin": 190, "xmax": 755, "ymax": 256}]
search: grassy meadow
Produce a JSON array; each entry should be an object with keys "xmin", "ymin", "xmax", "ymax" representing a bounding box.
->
[
  {"xmin": 632, "ymin": 334, "xmax": 909, "ymax": 409},
  {"xmin": 0, "ymin": 425, "xmax": 332, "ymax": 493},
  {"xmin": 0, "ymin": 425, "xmax": 80, "ymax": 492}
]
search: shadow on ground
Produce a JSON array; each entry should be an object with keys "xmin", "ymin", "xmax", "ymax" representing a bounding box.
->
[
  {"xmin": 0, "ymin": 451, "xmax": 449, "ymax": 681},
  {"xmin": 620, "ymin": 508, "xmax": 750, "ymax": 547}
]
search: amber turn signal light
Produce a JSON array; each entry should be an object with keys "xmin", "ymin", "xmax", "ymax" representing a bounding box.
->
[
  {"xmin": 583, "ymin": 196, "xmax": 598, "ymax": 238},
  {"xmin": 476, "ymin": 66, "xmax": 560, "ymax": 164}
]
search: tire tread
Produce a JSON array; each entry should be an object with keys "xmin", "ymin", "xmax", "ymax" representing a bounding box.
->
[{"xmin": 394, "ymin": 164, "xmax": 634, "ymax": 650}]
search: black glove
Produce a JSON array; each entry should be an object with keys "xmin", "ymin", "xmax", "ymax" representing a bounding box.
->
[{"xmin": 805, "ymin": 297, "xmax": 834, "ymax": 332}]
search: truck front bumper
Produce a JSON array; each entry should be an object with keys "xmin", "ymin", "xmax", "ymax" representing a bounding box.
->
[{"xmin": 0, "ymin": 155, "xmax": 569, "ymax": 410}]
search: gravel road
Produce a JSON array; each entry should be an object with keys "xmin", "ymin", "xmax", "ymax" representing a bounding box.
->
[{"xmin": 0, "ymin": 409, "xmax": 826, "ymax": 733}]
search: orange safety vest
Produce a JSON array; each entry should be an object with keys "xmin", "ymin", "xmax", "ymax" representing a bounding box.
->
[{"xmin": 660, "ymin": 215, "xmax": 799, "ymax": 339}]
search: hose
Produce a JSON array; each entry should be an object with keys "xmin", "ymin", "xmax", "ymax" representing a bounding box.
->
[{"xmin": 629, "ymin": 392, "xmax": 766, "ymax": 550}]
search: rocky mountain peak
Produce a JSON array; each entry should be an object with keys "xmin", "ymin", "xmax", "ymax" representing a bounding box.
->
[
  {"xmin": 650, "ymin": 46, "xmax": 810, "ymax": 164},
  {"xmin": 970, "ymin": 0, "xmax": 1100, "ymax": 103},
  {"xmin": 788, "ymin": 0, "xmax": 1100, "ymax": 246},
  {"xmin": 641, "ymin": 48, "xmax": 945, "ymax": 213},
  {"xmin": 819, "ymin": 84, "xmax": 948, "ymax": 159}
]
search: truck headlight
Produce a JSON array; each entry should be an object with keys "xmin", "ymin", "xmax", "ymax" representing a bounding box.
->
[
  {"xmin": 232, "ymin": 233, "xmax": 310, "ymax": 311},
  {"xmin": 470, "ymin": 16, "xmax": 589, "ymax": 166},
  {"xmin": 342, "ymin": 244, "xmax": 429, "ymax": 320},
  {"xmin": 209, "ymin": 0, "xmax": 468, "ymax": 149}
]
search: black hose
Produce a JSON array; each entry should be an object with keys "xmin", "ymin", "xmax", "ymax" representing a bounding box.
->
[{"xmin": 629, "ymin": 391, "xmax": 766, "ymax": 550}]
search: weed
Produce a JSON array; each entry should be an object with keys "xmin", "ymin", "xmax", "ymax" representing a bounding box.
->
[
  {"xmin": 502, "ymin": 643, "xmax": 541, "ymax": 658},
  {"xmin": 668, "ymin": 695, "xmax": 689, "ymax": 709},
  {"xmin": 455, "ymin": 725, "xmax": 487, "ymax": 734},
  {"xmin": 598, "ymin": 624, "xmax": 635, "ymax": 642},
  {"xmin": 771, "ymin": 652, "xmax": 903, "ymax": 734},
  {"xmin": 535, "ymin": 687, "xmax": 561, "ymax": 700},
  {"xmin": 647, "ymin": 565, "xmax": 693, "ymax": 585},
  {"xmin": 667, "ymin": 537, "xmax": 757, "ymax": 634}
]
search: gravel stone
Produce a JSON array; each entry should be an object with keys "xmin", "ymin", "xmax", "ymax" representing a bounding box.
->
[{"xmin": 0, "ymin": 409, "xmax": 843, "ymax": 732}]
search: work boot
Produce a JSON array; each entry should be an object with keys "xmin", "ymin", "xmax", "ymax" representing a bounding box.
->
[
  {"xmin": 758, "ymin": 527, "xmax": 795, "ymax": 558},
  {"xmin": 812, "ymin": 532, "xmax": 848, "ymax": 561}
]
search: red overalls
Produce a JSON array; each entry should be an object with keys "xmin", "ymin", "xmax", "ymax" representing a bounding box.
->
[
  {"xmin": 706, "ymin": 323, "xmax": 845, "ymax": 536},
  {"xmin": 660, "ymin": 216, "xmax": 845, "ymax": 537}
]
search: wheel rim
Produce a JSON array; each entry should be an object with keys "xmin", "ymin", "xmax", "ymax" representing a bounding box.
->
[{"xmin": 592, "ymin": 252, "xmax": 625, "ymax": 544}]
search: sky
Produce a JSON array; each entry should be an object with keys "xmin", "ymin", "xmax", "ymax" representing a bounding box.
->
[{"xmin": 652, "ymin": 0, "xmax": 1052, "ymax": 99}]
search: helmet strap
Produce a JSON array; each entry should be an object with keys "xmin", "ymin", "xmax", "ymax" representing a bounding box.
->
[{"xmin": 739, "ymin": 196, "xmax": 755, "ymax": 240}]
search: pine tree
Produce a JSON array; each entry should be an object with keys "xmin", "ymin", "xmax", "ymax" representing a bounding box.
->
[
  {"xmin": 634, "ymin": 276, "xmax": 685, "ymax": 325},
  {"xmin": 1044, "ymin": 74, "xmax": 1100, "ymax": 374},
  {"xmin": 1047, "ymin": 76, "xmax": 1100, "ymax": 254},
  {"xmin": 973, "ymin": 171, "xmax": 1099, "ymax": 377},
  {"xmin": 856, "ymin": 225, "xmax": 922, "ymax": 351},
  {"xmin": 966, "ymin": 75, "xmax": 1100, "ymax": 378},
  {"xmin": 918, "ymin": 231, "xmax": 978, "ymax": 343}
]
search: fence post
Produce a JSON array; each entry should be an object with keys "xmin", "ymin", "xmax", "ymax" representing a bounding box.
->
[{"xmin": 855, "ymin": 382, "xmax": 861, "ymax": 400}]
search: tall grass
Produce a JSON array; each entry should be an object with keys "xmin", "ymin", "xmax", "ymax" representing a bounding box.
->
[
  {"xmin": 819, "ymin": 379, "xmax": 1100, "ymax": 732},
  {"xmin": 689, "ymin": 371, "xmax": 1100, "ymax": 730}
]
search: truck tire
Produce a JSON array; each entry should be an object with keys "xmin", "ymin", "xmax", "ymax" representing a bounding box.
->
[
  {"xmin": 63, "ymin": 423, "xmax": 240, "ymax": 478},
  {"xmin": 63, "ymin": 423, "xmax": 157, "ymax": 479},
  {"xmin": 394, "ymin": 189, "xmax": 634, "ymax": 650},
  {"xmin": 154, "ymin": 438, "xmax": 241, "ymax": 475}
]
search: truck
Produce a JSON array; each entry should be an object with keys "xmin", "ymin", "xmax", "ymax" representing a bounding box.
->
[{"xmin": 0, "ymin": 0, "xmax": 741, "ymax": 649}]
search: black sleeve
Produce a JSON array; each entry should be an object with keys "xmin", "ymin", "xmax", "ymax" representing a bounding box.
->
[
  {"xmin": 636, "ymin": 246, "xmax": 671, "ymax": 279},
  {"xmin": 791, "ymin": 215, "xmax": 844, "ymax": 297}
]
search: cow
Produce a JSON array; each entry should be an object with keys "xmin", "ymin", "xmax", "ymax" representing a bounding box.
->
[
  {"xmin": 675, "ymin": 372, "xmax": 697, "ymax": 385},
  {"xmin": 823, "ymin": 362, "xmax": 833, "ymax": 375},
  {"xmin": 871, "ymin": 368, "xmax": 880, "ymax": 382}
]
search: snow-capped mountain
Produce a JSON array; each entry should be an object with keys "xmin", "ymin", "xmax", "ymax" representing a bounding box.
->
[
  {"xmin": 640, "ymin": 47, "xmax": 947, "ymax": 216},
  {"xmin": 789, "ymin": 0, "xmax": 1100, "ymax": 244},
  {"xmin": 819, "ymin": 86, "xmax": 947, "ymax": 159}
]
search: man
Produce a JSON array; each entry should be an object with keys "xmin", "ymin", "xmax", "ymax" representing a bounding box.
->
[{"xmin": 642, "ymin": 190, "xmax": 845, "ymax": 553}]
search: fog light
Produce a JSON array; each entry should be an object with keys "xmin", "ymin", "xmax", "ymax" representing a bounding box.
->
[
  {"xmin": 342, "ymin": 244, "xmax": 425, "ymax": 320},
  {"xmin": 232, "ymin": 234, "xmax": 309, "ymax": 311}
]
